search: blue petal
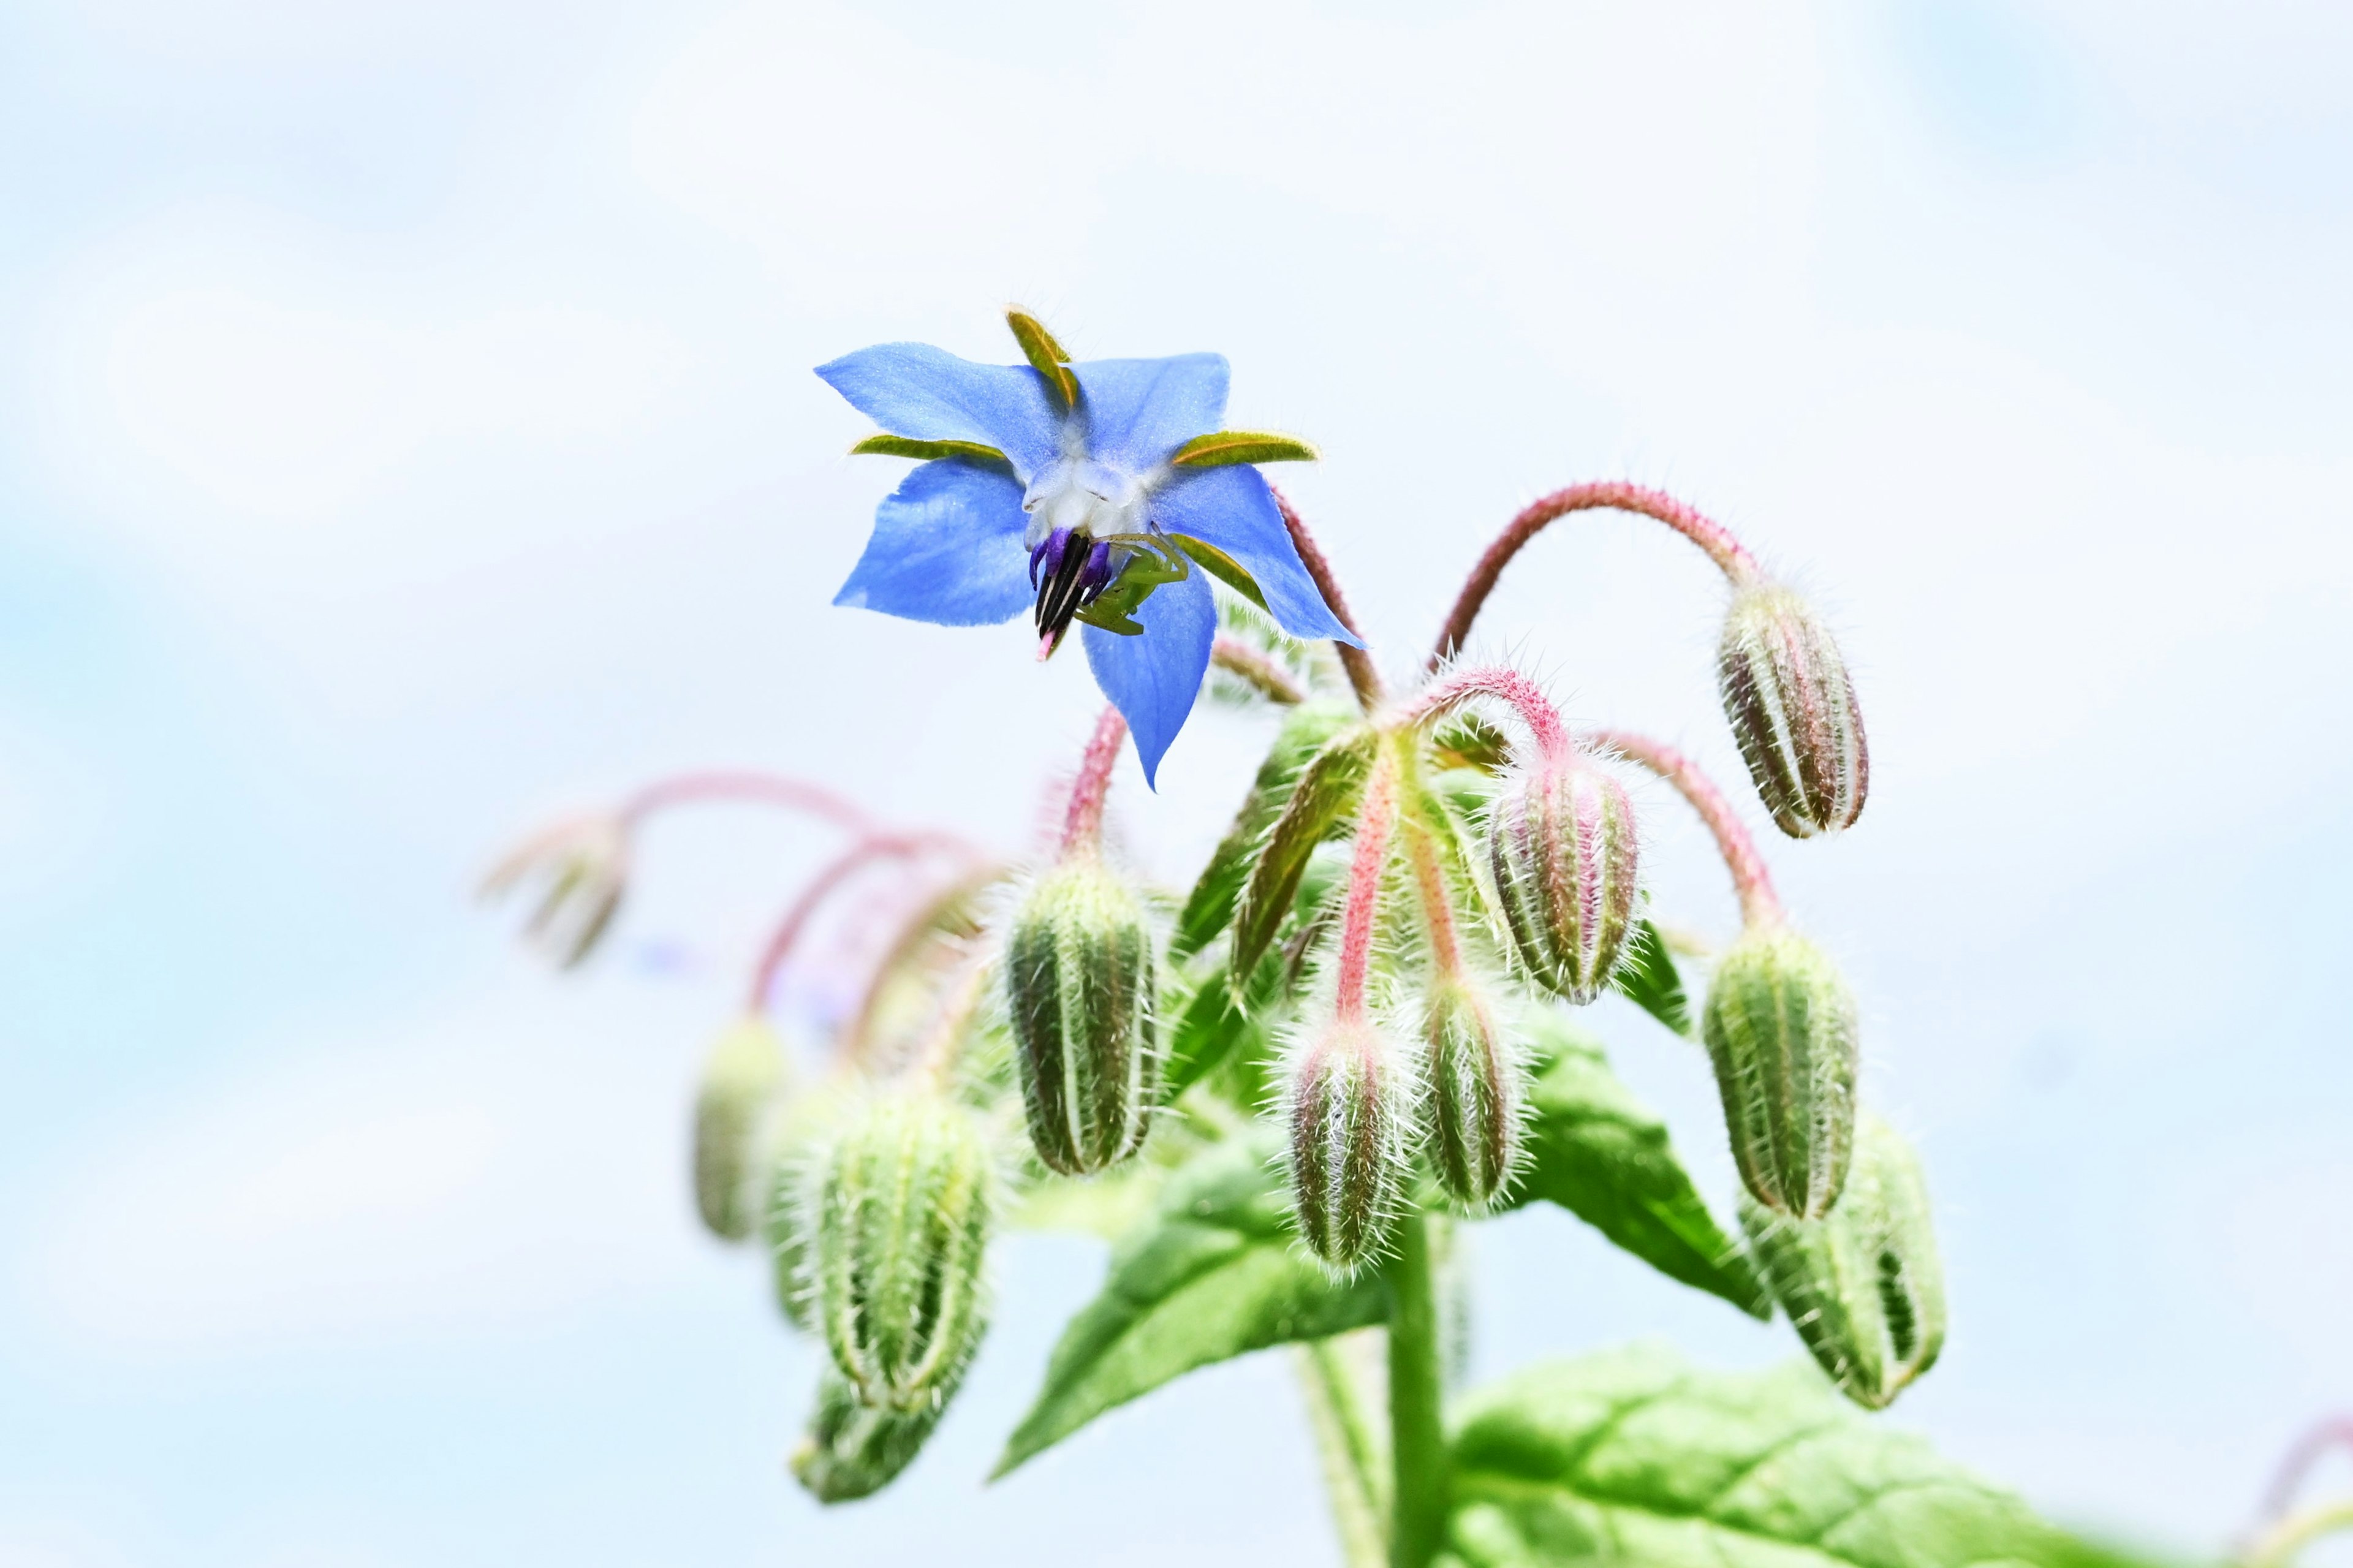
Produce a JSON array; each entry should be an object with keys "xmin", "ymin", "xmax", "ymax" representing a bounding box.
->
[
  {"xmin": 817, "ymin": 343, "xmax": 1062, "ymax": 480},
  {"xmin": 1069, "ymin": 355, "xmax": 1228, "ymax": 475},
  {"xmin": 1081, "ymin": 570, "xmax": 1216, "ymax": 789},
  {"xmin": 833, "ymin": 460, "xmax": 1031, "ymax": 627},
  {"xmin": 1147, "ymin": 464, "xmax": 1362, "ymax": 646}
]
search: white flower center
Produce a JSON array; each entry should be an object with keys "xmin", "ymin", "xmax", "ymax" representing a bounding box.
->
[{"xmin": 1023, "ymin": 459, "xmax": 1145, "ymax": 549}]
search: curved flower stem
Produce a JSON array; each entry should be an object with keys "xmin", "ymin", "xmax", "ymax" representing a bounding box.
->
[
  {"xmin": 1591, "ymin": 729, "xmax": 1781, "ymax": 928},
  {"xmin": 1401, "ymin": 819, "xmax": 1464, "ymax": 983},
  {"xmin": 745, "ymin": 831, "xmax": 973, "ymax": 1013},
  {"xmin": 843, "ymin": 862, "xmax": 1009, "ymax": 1072},
  {"xmin": 1393, "ymin": 664, "xmax": 1570, "ymax": 762},
  {"xmin": 2243, "ymin": 1501, "xmax": 2353, "ymax": 1568},
  {"xmin": 1211, "ymin": 634, "xmax": 1306, "ymax": 705},
  {"xmin": 1271, "ymin": 483, "xmax": 1386, "ymax": 714},
  {"xmin": 1333, "ymin": 749, "xmax": 1402, "ymax": 1023},
  {"xmin": 1384, "ymin": 1206, "xmax": 1449, "ymax": 1568},
  {"xmin": 619, "ymin": 770, "xmax": 874, "ymax": 835},
  {"xmin": 2260, "ymin": 1418, "xmax": 2353, "ymax": 1526},
  {"xmin": 1059, "ymin": 706, "xmax": 1128, "ymax": 858},
  {"xmin": 1429, "ymin": 482, "xmax": 1764, "ymax": 668}
]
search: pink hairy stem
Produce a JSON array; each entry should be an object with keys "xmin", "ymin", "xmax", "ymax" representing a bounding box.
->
[
  {"xmin": 746, "ymin": 831, "xmax": 976, "ymax": 1013},
  {"xmin": 620, "ymin": 770, "xmax": 875, "ymax": 835},
  {"xmin": 1058, "ymin": 706, "xmax": 1128, "ymax": 858},
  {"xmin": 1402, "ymin": 820, "xmax": 1464, "ymax": 981},
  {"xmin": 1269, "ymin": 483, "xmax": 1385, "ymax": 714},
  {"xmin": 1591, "ymin": 728, "xmax": 1782, "ymax": 928},
  {"xmin": 1430, "ymin": 482, "xmax": 1764, "ymax": 668},
  {"xmin": 1397, "ymin": 664, "xmax": 1571, "ymax": 762},
  {"xmin": 1332, "ymin": 749, "xmax": 1401, "ymax": 1023}
]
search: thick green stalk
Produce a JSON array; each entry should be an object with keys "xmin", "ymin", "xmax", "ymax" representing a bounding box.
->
[{"xmin": 1384, "ymin": 1206, "xmax": 1449, "ymax": 1568}]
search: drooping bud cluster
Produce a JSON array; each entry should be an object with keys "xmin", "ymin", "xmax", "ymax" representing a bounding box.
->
[
  {"xmin": 1700, "ymin": 922, "xmax": 1859, "ymax": 1219},
  {"xmin": 1284, "ymin": 1019, "xmax": 1417, "ymax": 1272},
  {"xmin": 791, "ymin": 1369, "xmax": 952, "ymax": 1502},
  {"xmin": 1420, "ymin": 977, "xmax": 1523, "ymax": 1209},
  {"xmin": 479, "ymin": 814, "xmax": 630, "ymax": 968},
  {"xmin": 1717, "ymin": 583, "xmax": 1869, "ymax": 838},
  {"xmin": 811, "ymin": 1091, "xmax": 993, "ymax": 1412},
  {"xmin": 1003, "ymin": 858, "xmax": 1162, "ymax": 1175},
  {"xmin": 692, "ymin": 1016, "xmax": 786, "ymax": 1241},
  {"xmin": 1740, "ymin": 1113, "xmax": 1945, "ymax": 1409},
  {"xmin": 1487, "ymin": 749, "xmax": 1640, "ymax": 1003}
]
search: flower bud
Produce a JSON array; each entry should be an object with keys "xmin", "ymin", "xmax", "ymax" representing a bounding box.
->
[
  {"xmin": 1284, "ymin": 1019, "xmax": 1415, "ymax": 1272},
  {"xmin": 1701, "ymin": 923, "xmax": 1859, "ymax": 1219},
  {"xmin": 1003, "ymin": 858, "xmax": 1162, "ymax": 1175},
  {"xmin": 811, "ymin": 1091, "xmax": 993, "ymax": 1411},
  {"xmin": 478, "ymin": 814, "xmax": 630, "ymax": 968},
  {"xmin": 691, "ymin": 1017, "xmax": 786, "ymax": 1241},
  {"xmin": 1420, "ymin": 979, "xmax": 1524, "ymax": 1209},
  {"xmin": 1717, "ymin": 583, "xmax": 1869, "ymax": 838},
  {"xmin": 762, "ymin": 1081, "xmax": 850, "ymax": 1333},
  {"xmin": 789, "ymin": 1368, "xmax": 952, "ymax": 1503},
  {"xmin": 1485, "ymin": 751, "xmax": 1640, "ymax": 1003},
  {"xmin": 1740, "ymin": 1113, "xmax": 1945, "ymax": 1409}
]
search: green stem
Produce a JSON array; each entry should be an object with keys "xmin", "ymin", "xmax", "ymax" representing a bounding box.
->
[
  {"xmin": 1385, "ymin": 1206, "xmax": 1450, "ymax": 1568},
  {"xmin": 1294, "ymin": 1338, "xmax": 1387, "ymax": 1568}
]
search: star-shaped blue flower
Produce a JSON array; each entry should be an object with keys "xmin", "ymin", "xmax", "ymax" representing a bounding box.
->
[{"xmin": 817, "ymin": 311, "xmax": 1360, "ymax": 786}]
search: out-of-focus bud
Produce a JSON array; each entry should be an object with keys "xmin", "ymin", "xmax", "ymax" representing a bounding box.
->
[
  {"xmin": 692, "ymin": 1016, "xmax": 787, "ymax": 1241},
  {"xmin": 1717, "ymin": 583, "xmax": 1869, "ymax": 838},
  {"xmin": 1284, "ymin": 1019, "xmax": 1415, "ymax": 1273},
  {"xmin": 1485, "ymin": 750, "xmax": 1640, "ymax": 1003},
  {"xmin": 1701, "ymin": 923, "xmax": 1859, "ymax": 1219},
  {"xmin": 763, "ymin": 1079, "xmax": 852, "ymax": 1333},
  {"xmin": 1420, "ymin": 978, "xmax": 1524, "ymax": 1209},
  {"xmin": 479, "ymin": 813, "xmax": 631, "ymax": 968},
  {"xmin": 1003, "ymin": 859, "xmax": 1162, "ymax": 1175},
  {"xmin": 1740, "ymin": 1113, "xmax": 1945, "ymax": 1409},
  {"xmin": 811, "ymin": 1091, "xmax": 993, "ymax": 1411},
  {"xmin": 789, "ymin": 1368, "xmax": 952, "ymax": 1503}
]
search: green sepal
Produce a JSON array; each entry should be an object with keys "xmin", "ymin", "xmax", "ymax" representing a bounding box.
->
[
  {"xmin": 1228, "ymin": 724, "xmax": 1380, "ymax": 987},
  {"xmin": 1169, "ymin": 430, "xmax": 1320, "ymax": 468},
  {"xmin": 1445, "ymin": 1343, "xmax": 2072, "ymax": 1568},
  {"xmin": 1612, "ymin": 917, "xmax": 1694, "ymax": 1038},
  {"xmin": 1175, "ymin": 701, "xmax": 1358, "ymax": 960},
  {"xmin": 1006, "ymin": 307, "xmax": 1079, "ymax": 409},
  {"xmin": 848, "ymin": 433, "xmax": 1012, "ymax": 468},
  {"xmin": 992, "ymin": 1135, "xmax": 1387, "ymax": 1477},
  {"xmin": 1506, "ymin": 1010, "xmax": 1769, "ymax": 1317},
  {"xmin": 1172, "ymin": 534, "xmax": 1270, "ymax": 612}
]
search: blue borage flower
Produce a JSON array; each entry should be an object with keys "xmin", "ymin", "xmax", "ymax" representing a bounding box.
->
[{"xmin": 819, "ymin": 309, "xmax": 1360, "ymax": 786}]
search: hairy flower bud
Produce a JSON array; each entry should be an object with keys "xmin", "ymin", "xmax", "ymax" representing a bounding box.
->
[
  {"xmin": 1486, "ymin": 751, "xmax": 1640, "ymax": 1003},
  {"xmin": 1702, "ymin": 923, "xmax": 1859, "ymax": 1219},
  {"xmin": 692, "ymin": 1016, "xmax": 786, "ymax": 1241},
  {"xmin": 790, "ymin": 1369, "xmax": 952, "ymax": 1503},
  {"xmin": 1421, "ymin": 979, "xmax": 1524, "ymax": 1209},
  {"xmin": 811, "ymin": 1091, "xmax": 993, "ymax": 1411},
  {"xmin": 1004, "ymin": 859, "xmax": 1162, "ymax": 1175},
  {"xmin": 1717, "ymin": 583, "xmax": 1869, "ymax": 838},
  {"xmin": 1284, "ymin": 1019, "xmax": 1415, "ymax": 1272},
  {"xmin": 762, "ymin": 1081, "xmax": 850, "ymax": 1333},
  {"xmin": 1740, "ymin": 1113, "xmax": 1946, "ymax": 1409}
]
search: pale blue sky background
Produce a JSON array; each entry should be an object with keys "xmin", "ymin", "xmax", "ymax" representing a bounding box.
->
[{"xmin": 2, "ymin": 2, "xmax": 2350, "ymax": 1564}]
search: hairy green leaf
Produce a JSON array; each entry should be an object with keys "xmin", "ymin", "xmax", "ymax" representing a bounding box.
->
[
  {"xmin": 1176, "ymin": 701, "xmax": 1358, "ymax": 960},
  {"xmin": 1229, "ymin": 724, "xmax": 1379, "ymax": 984},
  {"xmin": 848, "ymin": 433, "xmax": 1012, "ymax": 467},
  {"xmin": 1509, "ymin": 1012, "xmax": 1768, "ymax": 1317},
  {"xmin": 1006, "ymin": 308, "xmax": 1078, "ymax": 407},
  {"xmin": 1445, "ymin": 1343, "xmax": 2064, "ymax": 1568},
  {"xmin": 994, "ymin": 1136, "xmax": 1385, "ymax": 1477},
  {"xmin": 1612, "ymin": 918, "xmax": 1694, "ymax": 1038},
  {"xmin": 1169, "ymin": 430, "xmax": 1322, "ymax": 467}
]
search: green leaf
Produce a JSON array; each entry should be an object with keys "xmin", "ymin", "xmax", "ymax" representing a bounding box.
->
[
  {"xmin": 994, "ymin": 1136, "xmax": 1386, "ymax": 1477},
  {"xmin": 848, "ymin": 433, "xmax": 1012, "ymax": 467},
  {"xmin": 1006, "ymin": 308, "xmax": 1078, "ymax": 408},
  {"xmin": 1612, "ymin": 918, "xmax": 1694, "ymax": 1038},
  {"xmin": 1164, "ymin": 951, "xmax": 1278, "ymax": 1100},
  {"xmin": 1229, "ymin": 724, "xmax": 1379, "ymax": 984},
  {"xmin": 1509, "ymin": 1012, "xmax": 1768, "ymax": 1318},
  {"xmin": 1169, "ymin": 430, "xmax": 1321, "ymax": 467},
  {"xmin": 1173, "ymin": 534, "xmax": 1271, "ymax": 611},
  {"xmin": 1446, "ymin": 1342, "xmax": 2067, "ymax": 1568},
  {"xmin": 1175, "ymin": 701, "xmax": 1358, "ymax": 960}
]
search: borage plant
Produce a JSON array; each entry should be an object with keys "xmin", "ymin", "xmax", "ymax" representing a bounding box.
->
[{"xmin": 488, "ymin": 309, "xmax": 2096, "ymax": 1567}]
